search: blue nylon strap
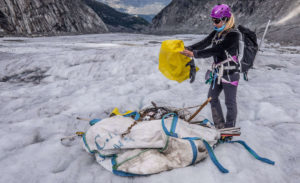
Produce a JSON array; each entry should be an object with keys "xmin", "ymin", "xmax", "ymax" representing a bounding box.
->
[
  {"xmin": 124, "ymin": 112, "xmax": 140, "ymax": 121},
  {"xmin": 161, "ymin": 114, "xmax": 197, "ymax": 165},
  {"xmin": 227, "ymin": 140, "xmax": 275, "ymax": 165},
  {"xmin": 183, "ymin": 137, "xmax": 201, "ymax": 141},
  {"xmin": 161, "ymin": 113, "xmax": 178, "ymax": 137},
  {"xmin": 170, "ymin": 114, "xmax": 178, "ymax": 135},
  {"xmin": 201, "ymin": 119, "xmax": 214, "ymax": 126},
  {"xmin": 188, "ymin": 140, "xmax": 197, "ymax": 165},
  {"xmin": 89, "ymin": 118, "xmax": 101, "ymax": 126},
  {"xmin": 183, "ymin": 137, "xmax": 203, "ymax": 165},
  {"xmin": 161, "ymin": 121, "xmax": 172, "ymax": 136},
  {"xmin": 203, "ymin": 139, "xmax": 229, "ymax": 173},
  {"xmin": 201, "ymin": 119, "xmax": 209, "ymax": 125}
]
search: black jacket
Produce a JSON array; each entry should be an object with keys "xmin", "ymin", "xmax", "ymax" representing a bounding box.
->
[
  {"xmin": 187, "ymin": 29, "xmax": 240, "ymax": 79},
  {"xmin": 187, "ymin": 30, "xmax": 240, "ymax": 65}
]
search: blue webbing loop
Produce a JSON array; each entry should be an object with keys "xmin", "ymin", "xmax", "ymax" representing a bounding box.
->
[
  {"xmin": 161, "ymin": 113, "xmax": 178, "ymax": 138},
  {"xmin": 161, "ymin": 113, "xmax": 198, "ymax": 165},
  {"xmin": 89, "ymin": 118, "xmax": 101, "ymax": 126},
  {"xmin": 124, "ymin": 111, "xmax": 140, "ymax": 121},
  {"xmin": 183, "ymin": 137, "xmax": 201, "ymax": 165},
  {"xmin": 183, "ymin": 137, "xmax": 201, "ymax": 141},
  {"xmin": 170, "ymin": 114, "xmax": 178, "ymax": 135},
  {"xmin": 201, "ymin": 119, "xmax": 214, "ymax": 126},
  {"xmin": 187, "ymin": 139, "xmax": 197, "ymax": 165},
  {"xmin": 201, "ymin": 119, "xmax": 209, "ymax": 125},
  {"xmin": 203, "ymin": 139, "xmax": 229, "ymax": 173},
  {"xmin": 227, "ymin": 140, "xmax": 275, "ymax": 165}
]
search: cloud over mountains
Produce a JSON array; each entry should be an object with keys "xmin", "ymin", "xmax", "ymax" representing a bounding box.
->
[{"xmin": 97, "ymin": 0, "xmax": 171, "ymax": 15}]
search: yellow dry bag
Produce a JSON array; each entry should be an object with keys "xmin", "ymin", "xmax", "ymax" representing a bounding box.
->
[{"xmin": 159, "ymin": 40, "xmax": 198, "ymax": 83}]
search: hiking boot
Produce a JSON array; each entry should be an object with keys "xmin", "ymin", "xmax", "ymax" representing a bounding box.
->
[{"xmin": 224, "ymin": 122, "xmax": 235, "ymax": 128}]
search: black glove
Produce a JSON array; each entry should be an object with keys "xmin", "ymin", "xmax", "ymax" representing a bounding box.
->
[
  {"xmin": 185, "ymin": 46, "xmax": 193, "ymax": 51},
  {"xmin": 185, "ymin": 58, "xmax": 196, "ymax": 83}
]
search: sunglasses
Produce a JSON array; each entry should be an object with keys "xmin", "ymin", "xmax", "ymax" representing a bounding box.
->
[
  {"xmin": 212, "ymin": 18, "xmax": 221, "ymax": 24},
  {"xmin": 212, "ymin": 17, "xmax": 227, "ymax": 24}
]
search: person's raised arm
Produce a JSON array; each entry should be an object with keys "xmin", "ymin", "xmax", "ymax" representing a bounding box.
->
[
  {"xmin": 193, "ymin": 32, "xmax": 239, "ymax": 59},
  {"xmin": 186, "ymin": 31, "xmax": 216, "ymax": 51}
]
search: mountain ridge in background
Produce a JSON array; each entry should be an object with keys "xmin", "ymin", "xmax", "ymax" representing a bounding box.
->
[
  {"xmin": 84, "ymin": 0, "xmax": 149, "ymax": 32},
  {"xmin": 150, "ymin": 0, "xmax": 300, "ymax": 45},
  {"xmin": 0, "ymin": 0, "xmax": 299, "ymax": 45},
  {"xmin": 95, "ymin": 0, "xmax": 172, "ymax": 23},
  {"xmin": 136, "ymin": 14, "xmax": 156, "ymax": 23}
]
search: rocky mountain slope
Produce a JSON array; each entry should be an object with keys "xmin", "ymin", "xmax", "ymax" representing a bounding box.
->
[
  {"xmin": 0, "ymin": 0, "xmax": 108, "ymax": 36},
  {"xmin": 84, "ymin": 0, "xmax": 149, "ymax": 32},
  {"xmin": 151, "ymin": 0, "xmax": 300, "ymax": 45}
]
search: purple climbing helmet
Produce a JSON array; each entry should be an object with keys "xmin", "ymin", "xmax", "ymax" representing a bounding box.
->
[{"xmin": 210, "ymin": 4, "xmax": 232, "ymax": 19}]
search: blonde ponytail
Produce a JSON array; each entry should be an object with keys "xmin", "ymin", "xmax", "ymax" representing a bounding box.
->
[{"xmin": 219, "ymin": 14, "xmax": 235, "ymax": 37}]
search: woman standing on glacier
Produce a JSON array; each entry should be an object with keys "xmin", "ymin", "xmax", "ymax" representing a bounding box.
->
[{"xmin": 180, "ymin": 4, "xmax": 240, "ymax": 129}]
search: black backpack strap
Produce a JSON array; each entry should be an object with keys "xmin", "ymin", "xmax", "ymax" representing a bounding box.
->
[{"xmin": 212, "ymin": 28, "xmax": 237, "ymax": 45}]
